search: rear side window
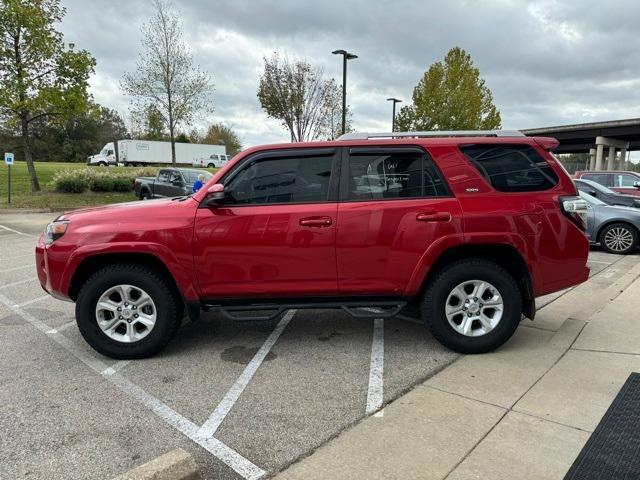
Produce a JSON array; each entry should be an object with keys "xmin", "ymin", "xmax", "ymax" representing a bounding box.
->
[
  {"xmin": 581, "ymin": 173, "xmax": 611, "ymax": 187},
  {"xmin": 460, "ymin": 144, "xmax": 559, "ymax": 192},
  {"xmin": 223, "ymin": 155, "xmax": 333, "ymax": 205},
  {"xmin": 347, "ymin": 150, "xmax": 449, "ymax": 200},
  {"xmin": 157, "ymin": 170, "xmax": 170, "ymax": 182}
]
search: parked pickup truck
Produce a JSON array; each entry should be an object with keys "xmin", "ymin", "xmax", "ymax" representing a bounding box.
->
[{"xmin": 134, "ymin": 168, "xmax": 213, "ymax": 199}]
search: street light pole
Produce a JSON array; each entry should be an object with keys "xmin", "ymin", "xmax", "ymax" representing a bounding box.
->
[
  {"xmin": 332, "ymin": 49, "xmax": 357, "ymax": 135},
  {"xmin": 386, "ymin": 97, "xmax": 402, "ymax": 132}
]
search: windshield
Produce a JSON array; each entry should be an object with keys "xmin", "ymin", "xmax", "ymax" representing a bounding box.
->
[
  {"xmin": 182, "ymin": 171, "xmax": 213, "ymax": 183},
  {"xmin": 579, "ymin": 190, "xmax": 606, "ymax": 206}
]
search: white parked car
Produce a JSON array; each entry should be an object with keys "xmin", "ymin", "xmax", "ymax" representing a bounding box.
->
[{"xmin": 192, "ymin": 154, "xmax": 230, "ymax": 169}]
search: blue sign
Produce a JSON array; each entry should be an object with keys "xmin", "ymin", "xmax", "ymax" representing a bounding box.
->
[{"xmin": 4, "ymin": 152, "xmax": 14, "ymax": 165}]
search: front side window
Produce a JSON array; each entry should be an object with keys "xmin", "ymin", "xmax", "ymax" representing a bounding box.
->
[
  {"xmin": 347, "ymin": 150, "xmax": 448, "ymax": 200},
  {"xmin": 460, "ymin": 144, "xmax": 559, "ymax": 192},
  {"xmin": 614, "ymin": 174, "xmax": 638, "ymax": 187},
  {"xmin": 223, "ymin": 154, "xmax": 333, "ymax": 205}
]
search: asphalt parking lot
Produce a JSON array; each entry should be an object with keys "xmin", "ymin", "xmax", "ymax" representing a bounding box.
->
[{"xmin": 0, "ymin": 215, "xmax": 635, "ymax": 480}]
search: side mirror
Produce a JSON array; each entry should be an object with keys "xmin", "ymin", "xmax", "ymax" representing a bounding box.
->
[
  {"xmin": 633, "ymin": 182, "xmax": 640, "ymax": 189},
  {"xmin": 206, "ymin": 183, "xmax": 225, "ymax": 206},
  {"xmin": 588, "ymin": 190, "xmax": 597, "ymax": 196}
]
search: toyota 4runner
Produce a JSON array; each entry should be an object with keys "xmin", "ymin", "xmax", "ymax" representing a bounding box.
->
[{"xmin": 36, "ymin": 130, "xmax": 590, "ymax": 359}]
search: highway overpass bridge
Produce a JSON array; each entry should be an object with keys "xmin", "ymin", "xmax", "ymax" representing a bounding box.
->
[{"xmin": 522, "ymin": 118, "xmax": 640, "ymax": 171}]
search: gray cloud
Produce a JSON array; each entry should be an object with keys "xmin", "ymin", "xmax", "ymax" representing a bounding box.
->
[{"xmin": 60, "ymin": 0, "xmax": 640, "ymax": 149}]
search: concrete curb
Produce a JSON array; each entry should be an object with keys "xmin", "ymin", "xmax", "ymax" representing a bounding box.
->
[{"xmin": 112, "ymin": 448, "xmax": 200, "ymax": 480}]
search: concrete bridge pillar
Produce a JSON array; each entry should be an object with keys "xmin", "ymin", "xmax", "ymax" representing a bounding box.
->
[
  {"xmin": 619, "ymin": 148, "xmax": 627, "ymax": 169},
  {"xmin": 589, "ymin": 148, "xmax": 596, "ymax": 171},
  {"xmin": 607, "ymin": 146, "xmax": 616, "ymax": 171},
  {"xmin": 595, "ymin": 136, "xmax": 630, "ymax": 171},
  {"xmin": 595, "ymin": 143, "xmax": 605, "ymax": 170}
]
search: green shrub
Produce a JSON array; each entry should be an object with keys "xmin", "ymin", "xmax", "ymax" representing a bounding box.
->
[
  {"xmin": 50, "ymin": 167, "xmax": 153, "ymax": 193},
  {"xmin": 90, "ymin": 176, "xmax": 115, "ymax": 192},
  {"xmin": 54, "ymin": 176, "xmax": 87, "ymax": 193},
  {"xmin": 112, "ymin": 178, "xmax": 133, "ymax": 192}
]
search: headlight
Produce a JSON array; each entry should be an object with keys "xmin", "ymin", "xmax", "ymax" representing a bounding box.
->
[{"xmin": 44, "ymin": 221, "xmax": 69, "ymax": 245}]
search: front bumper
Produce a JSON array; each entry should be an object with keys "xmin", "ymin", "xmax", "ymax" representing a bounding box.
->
[{"xmin": 35, "ymin": 235, "xmax": 71, "ymax": 302}]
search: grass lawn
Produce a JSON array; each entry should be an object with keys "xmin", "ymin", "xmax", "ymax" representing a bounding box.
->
[
  {"xmin": 0, "ymin": 161, "xmax": 218, "ymax": 211},
  {"xmin": 0, "ymin": 161, "xmax": 142, "ymax": 210}
]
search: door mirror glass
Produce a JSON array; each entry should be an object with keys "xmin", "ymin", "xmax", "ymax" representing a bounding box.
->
[
  {"xmin": 634, "ymin": 181, "xmax": 640, "ymax": 189},
  {"xmin": 587, "ymin": 190, "xmax": 597, "ymax": 196}
]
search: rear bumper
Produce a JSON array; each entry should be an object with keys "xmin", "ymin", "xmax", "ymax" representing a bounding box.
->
[{"xmin": 537, "ymin": 264, "xmax": 590, "ymax": 297}]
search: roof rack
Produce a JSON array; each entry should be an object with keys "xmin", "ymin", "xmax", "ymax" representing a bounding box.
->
[{"xmin": 337, "ymin": 130, "xmax": 525, "ymax": 140}]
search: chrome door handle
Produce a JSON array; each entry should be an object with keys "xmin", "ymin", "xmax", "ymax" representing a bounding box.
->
[
  {"xmin": 416, "ymin": 212, "xmax": 452, "ymax": 222},
  {"xmin": 299, "ymin": 216, "xmax": 333, "ymax": 227}
]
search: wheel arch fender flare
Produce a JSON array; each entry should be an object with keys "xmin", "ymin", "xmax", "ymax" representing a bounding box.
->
[{"xmin": 63, "ymin": 242, "xmax": 200, "ymax": 304}]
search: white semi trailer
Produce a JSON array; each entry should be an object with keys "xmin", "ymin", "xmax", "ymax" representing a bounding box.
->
[{"xmin": 87, "ymin": 140, "xmax": 228, "ymax": 167}]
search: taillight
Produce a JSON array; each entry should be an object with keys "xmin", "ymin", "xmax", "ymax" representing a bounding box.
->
[{"xmin": 560, "ymin": 196, "xmax": 588, "ymax": 231}]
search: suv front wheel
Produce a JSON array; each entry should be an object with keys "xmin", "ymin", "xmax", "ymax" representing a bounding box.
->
[
  {"xmin": 422, "ymin": 259, "xmax": 522, "ymax": 354},
  {"xmin": 76, "ymin": 264, "xmax": 182, "ymax": 359}
]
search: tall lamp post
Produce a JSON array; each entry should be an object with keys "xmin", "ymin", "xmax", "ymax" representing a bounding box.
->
[
  {"xmin": 387, "ymin": 97, "xmax": 402, "ymax": 132},
  {"xmin": 332, "ymin": 49, "xmax": 357, "ymax": 135}
]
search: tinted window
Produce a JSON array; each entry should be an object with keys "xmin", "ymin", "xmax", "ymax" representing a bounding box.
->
[
  {"xmin": 224, "ymin": 155, "xmax": 333, "ymax": 205},
  {"xmin": 347, "ymin": 150, "xmax": 448, "ymax": 200},
  {"xmin": 183, "ymin": 171, "xmax": 212, "ymax": 183},
  {"xmin": 460, "ymin": 144, "xmax": 559, "ymax": 192},
  {"xmin": 613, "ymin": 174, "xmax": 638, "ymax": 187},
  {"xmin": 581, "ymin": 173, "xmax": 610, "ymax": 187},
  {"xmin": 169, "ymin": 171, "xmax": 183, "ymax": 183}
]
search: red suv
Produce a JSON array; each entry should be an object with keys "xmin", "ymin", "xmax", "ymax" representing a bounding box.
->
[{"xmin": 36, "ymin": 131, "xmax": 590, "ymax": 359}]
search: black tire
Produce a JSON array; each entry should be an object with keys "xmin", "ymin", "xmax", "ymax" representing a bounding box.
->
[
  {"xmin": 98, "ymin": 161, "xmax": 107, "ymax": 167},
  {"xmin": 140, "ymin": 189, "xmax": 152, "ymax": 200},
  {"xmin": 421, "ymin": 258, "xmax": 522, "ymax": 354},
  {"xmin": 207, "ymin": 163, "xmax": 215, "ymax": 168},
  {"xmin": 75, "ymin": 264, "xmax": 182, "ymax": 359},
  {"xmin": 598, "ymin": 222, "xmax": 638, "ymax": 255}
]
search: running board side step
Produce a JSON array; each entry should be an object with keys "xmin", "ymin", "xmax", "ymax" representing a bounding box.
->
[{"xmin": 204, "ymin": 300, "xmax": 407, "ymax": 322}]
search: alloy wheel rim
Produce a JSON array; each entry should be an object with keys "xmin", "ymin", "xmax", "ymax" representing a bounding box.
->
[
  {"xmin": 95, "ymin": 284, "xmax": 157, "ymax": 343},
  {"xmin": 604, "ymin": 227, "xmax": 633, "ymax": 252},
  {"xmin": 445, "ymin": 280, "xmax": 504, "ymax": 337}
]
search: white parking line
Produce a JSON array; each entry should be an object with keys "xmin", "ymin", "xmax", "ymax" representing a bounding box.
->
[
  {"xmin": 101, "ymin": 360, "xmax": 131, "ymax": 376},
  {"xmin": 0, "ymin": 225, "xmax": 35, "ymax": 237},
  {"xmin": 198, "ymin": 309, "xmax": 296, "ymax": 438},
  {"xmin": 46, "ymin": 320, "xmax": 76, "ymax": 334},
  {"xmin": 366, "ymin": 318, "xmax": 385, "ymax": 417},
  {"xmin": 0, "ymin": 278, "xmax": 33, "ymax": 290},
  {"xmin": 0, "ymin": 291, "xmax": 266, "ymax": 480},
  {"xmin": 15, "ymin": 295, "xmax": 49, "ymax": 308}
]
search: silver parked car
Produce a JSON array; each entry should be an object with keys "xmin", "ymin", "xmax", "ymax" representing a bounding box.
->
[{"xmin": 580, "ymin": 190, "xmax": 640, "ymax": 254}]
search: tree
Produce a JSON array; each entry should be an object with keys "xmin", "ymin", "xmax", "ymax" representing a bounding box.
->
[
  {"xmin": 202, "ymin": 123, "xmax": 242, "ymax": 156},
  {"xmin": 257, "ymin": 53, "xmax": 337, "ymax": 142},
  {"xmin": 130, "ymin": 104, "xmax": 167, "ymax": 141},
  {"xmin": 395, "ymin": 47, "xmax": 501, "ymax": 132},
  {"xmin": 0, "ymin": 0, "xmax": 96, "ymax": 191},
  {"xmin": 318, "ymin": 78, "xmax": 352, "ymax": 140},
  {"xmin": 121, "ymin": 0, "xmax": 213, "ymax": 166}
]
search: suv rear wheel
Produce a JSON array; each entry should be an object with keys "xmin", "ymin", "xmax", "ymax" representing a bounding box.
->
[
  {"xmin": 599, "ymin": 222, "xmax": 638, "ymax": 255},
  {"xmin": 76, "ymin": 264, "xmax": 182, "ymax": 359},
  {"xmin": 421, "ymin": 259, "xmax": 522, "ymax": 354}
]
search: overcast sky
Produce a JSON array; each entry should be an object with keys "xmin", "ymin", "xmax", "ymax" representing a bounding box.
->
[{"xmin": 60, "ymin": 0, "xmax": 640, "ymax": 149}]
